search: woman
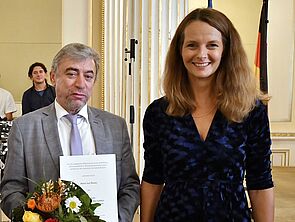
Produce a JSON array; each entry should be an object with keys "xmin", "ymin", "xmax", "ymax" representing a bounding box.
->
[{"xmin": 140, "ymin": 8, "xmax": 274, "ymax": 222}]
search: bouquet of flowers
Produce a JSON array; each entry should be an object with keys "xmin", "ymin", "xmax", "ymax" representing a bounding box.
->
[{"xmin": 12, "ymin": 179, "xmax": 106, "ymax": 222}]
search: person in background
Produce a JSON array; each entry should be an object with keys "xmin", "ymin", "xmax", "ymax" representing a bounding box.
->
[
  {"xmin": 1, "ymin": 43, "xmax": 140, "ymax": 221},
  {"xmin": 140, "ymin": 8, "xmax": 274, "ymax": 222},
  {"xmin": 22, "ymin": 62, "xmax": 55, "ymax": 115},
  {"xmin": 0, "ymin": 87, "xmax": 17, "ymax": 121}
]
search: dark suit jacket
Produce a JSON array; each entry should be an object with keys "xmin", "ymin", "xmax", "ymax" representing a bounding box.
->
[{"xmin": 0, "ymin": 103, "xmax": 140, "ymax": 221}]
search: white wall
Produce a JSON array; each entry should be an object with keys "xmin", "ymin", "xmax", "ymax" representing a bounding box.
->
[
  {"xmin": 62, "ymin": 0, "xmax": 91, "ymax": 46},
  {"xmin": 268, "ymin": 0, "xmax": 294, "ymax": 125}
]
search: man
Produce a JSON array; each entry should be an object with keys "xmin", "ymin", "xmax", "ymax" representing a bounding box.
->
[
  {"xmin": 22, "ymin": 62, "xmax": 56, "ymax": 115},
  {"xmin": 0, "ymin": 43, "xmax": 140, "ymax": 221},
  {"xmin": 0, "ymin": 87, "xmax": 17, "ymax": 121}
]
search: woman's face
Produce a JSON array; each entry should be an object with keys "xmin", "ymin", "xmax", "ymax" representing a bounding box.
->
[{"xmin": 181, "ymin": 20, "xmax": 223, "ymax": 80}]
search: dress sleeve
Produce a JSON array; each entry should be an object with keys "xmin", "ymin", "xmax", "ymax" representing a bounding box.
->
[
  {"xmin": 142, "ymin": 100, "xmax": 164, "ymax": 185},
  {"xmin": 245, "ymin": 101, "xmax": 274, "ymax": 190}
]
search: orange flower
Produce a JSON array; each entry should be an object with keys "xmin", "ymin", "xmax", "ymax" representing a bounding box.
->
[
  {"xmin": 36, "ymin": 194, "xmax": 61, "ymax": 212},
  {"xmin": 27, "ymin": 199, "xmax": 36, "ymax": 210}
]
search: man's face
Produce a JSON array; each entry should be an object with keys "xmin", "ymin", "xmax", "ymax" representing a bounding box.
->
[
  {"xmin": 31, "ymin": 66, "xmax": 47, "ymax": 84},
  {"xmin": 50, "ymin": 57, "xmax": 96, "ymax": 114}
]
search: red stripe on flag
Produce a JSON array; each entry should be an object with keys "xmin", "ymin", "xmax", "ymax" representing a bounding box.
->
[{"xmin": 255, "ymin": 33, "xmax": 261, "ymax": 68}]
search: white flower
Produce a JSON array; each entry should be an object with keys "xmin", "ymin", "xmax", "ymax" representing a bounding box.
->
[{"xmin": 65, "ymin": 196, "xmax": 82, "ymax": 213}]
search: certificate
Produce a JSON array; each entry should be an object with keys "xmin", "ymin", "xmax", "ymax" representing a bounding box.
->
[{"xmin": 60, "ymin": 154, "xmax": 118, "ymax": 222}]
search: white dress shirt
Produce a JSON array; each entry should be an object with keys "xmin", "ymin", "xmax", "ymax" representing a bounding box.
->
[{"xmin": 55, "ymin": 100, "xmax": 96, "ymax": 156}]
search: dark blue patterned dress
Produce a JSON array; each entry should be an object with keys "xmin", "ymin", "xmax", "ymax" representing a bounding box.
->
[{"xmin": 142, "ymin": 97, "xmax": 273, "ymax": 222}]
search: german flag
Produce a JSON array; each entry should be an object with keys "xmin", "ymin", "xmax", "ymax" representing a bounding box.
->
[{"xmin": 254, "ymin": 0, "xmax": 269, "ymax": 93}]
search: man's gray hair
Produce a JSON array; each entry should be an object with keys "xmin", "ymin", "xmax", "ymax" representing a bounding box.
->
[{"xmin": 51, "ymin": 43, "xmax": 100, "ymax": 79}]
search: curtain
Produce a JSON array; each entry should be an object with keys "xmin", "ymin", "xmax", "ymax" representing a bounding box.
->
[{"xmin": 103, "ymin": 0, "xmax": 188, "ymax": 176}]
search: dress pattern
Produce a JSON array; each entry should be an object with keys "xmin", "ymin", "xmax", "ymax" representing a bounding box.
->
[{"xmin": 142, "ymin": 97, "xmax": 273, "ymax": 222}]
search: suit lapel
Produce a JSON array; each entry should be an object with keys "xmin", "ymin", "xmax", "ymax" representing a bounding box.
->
[
  {"xmin": 88, "ymin": 107, "xmax": 109, "ymax": 154},
  {"xmin": 42, "ymin": 104, "xmax": 63, "ymax": 170}
]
